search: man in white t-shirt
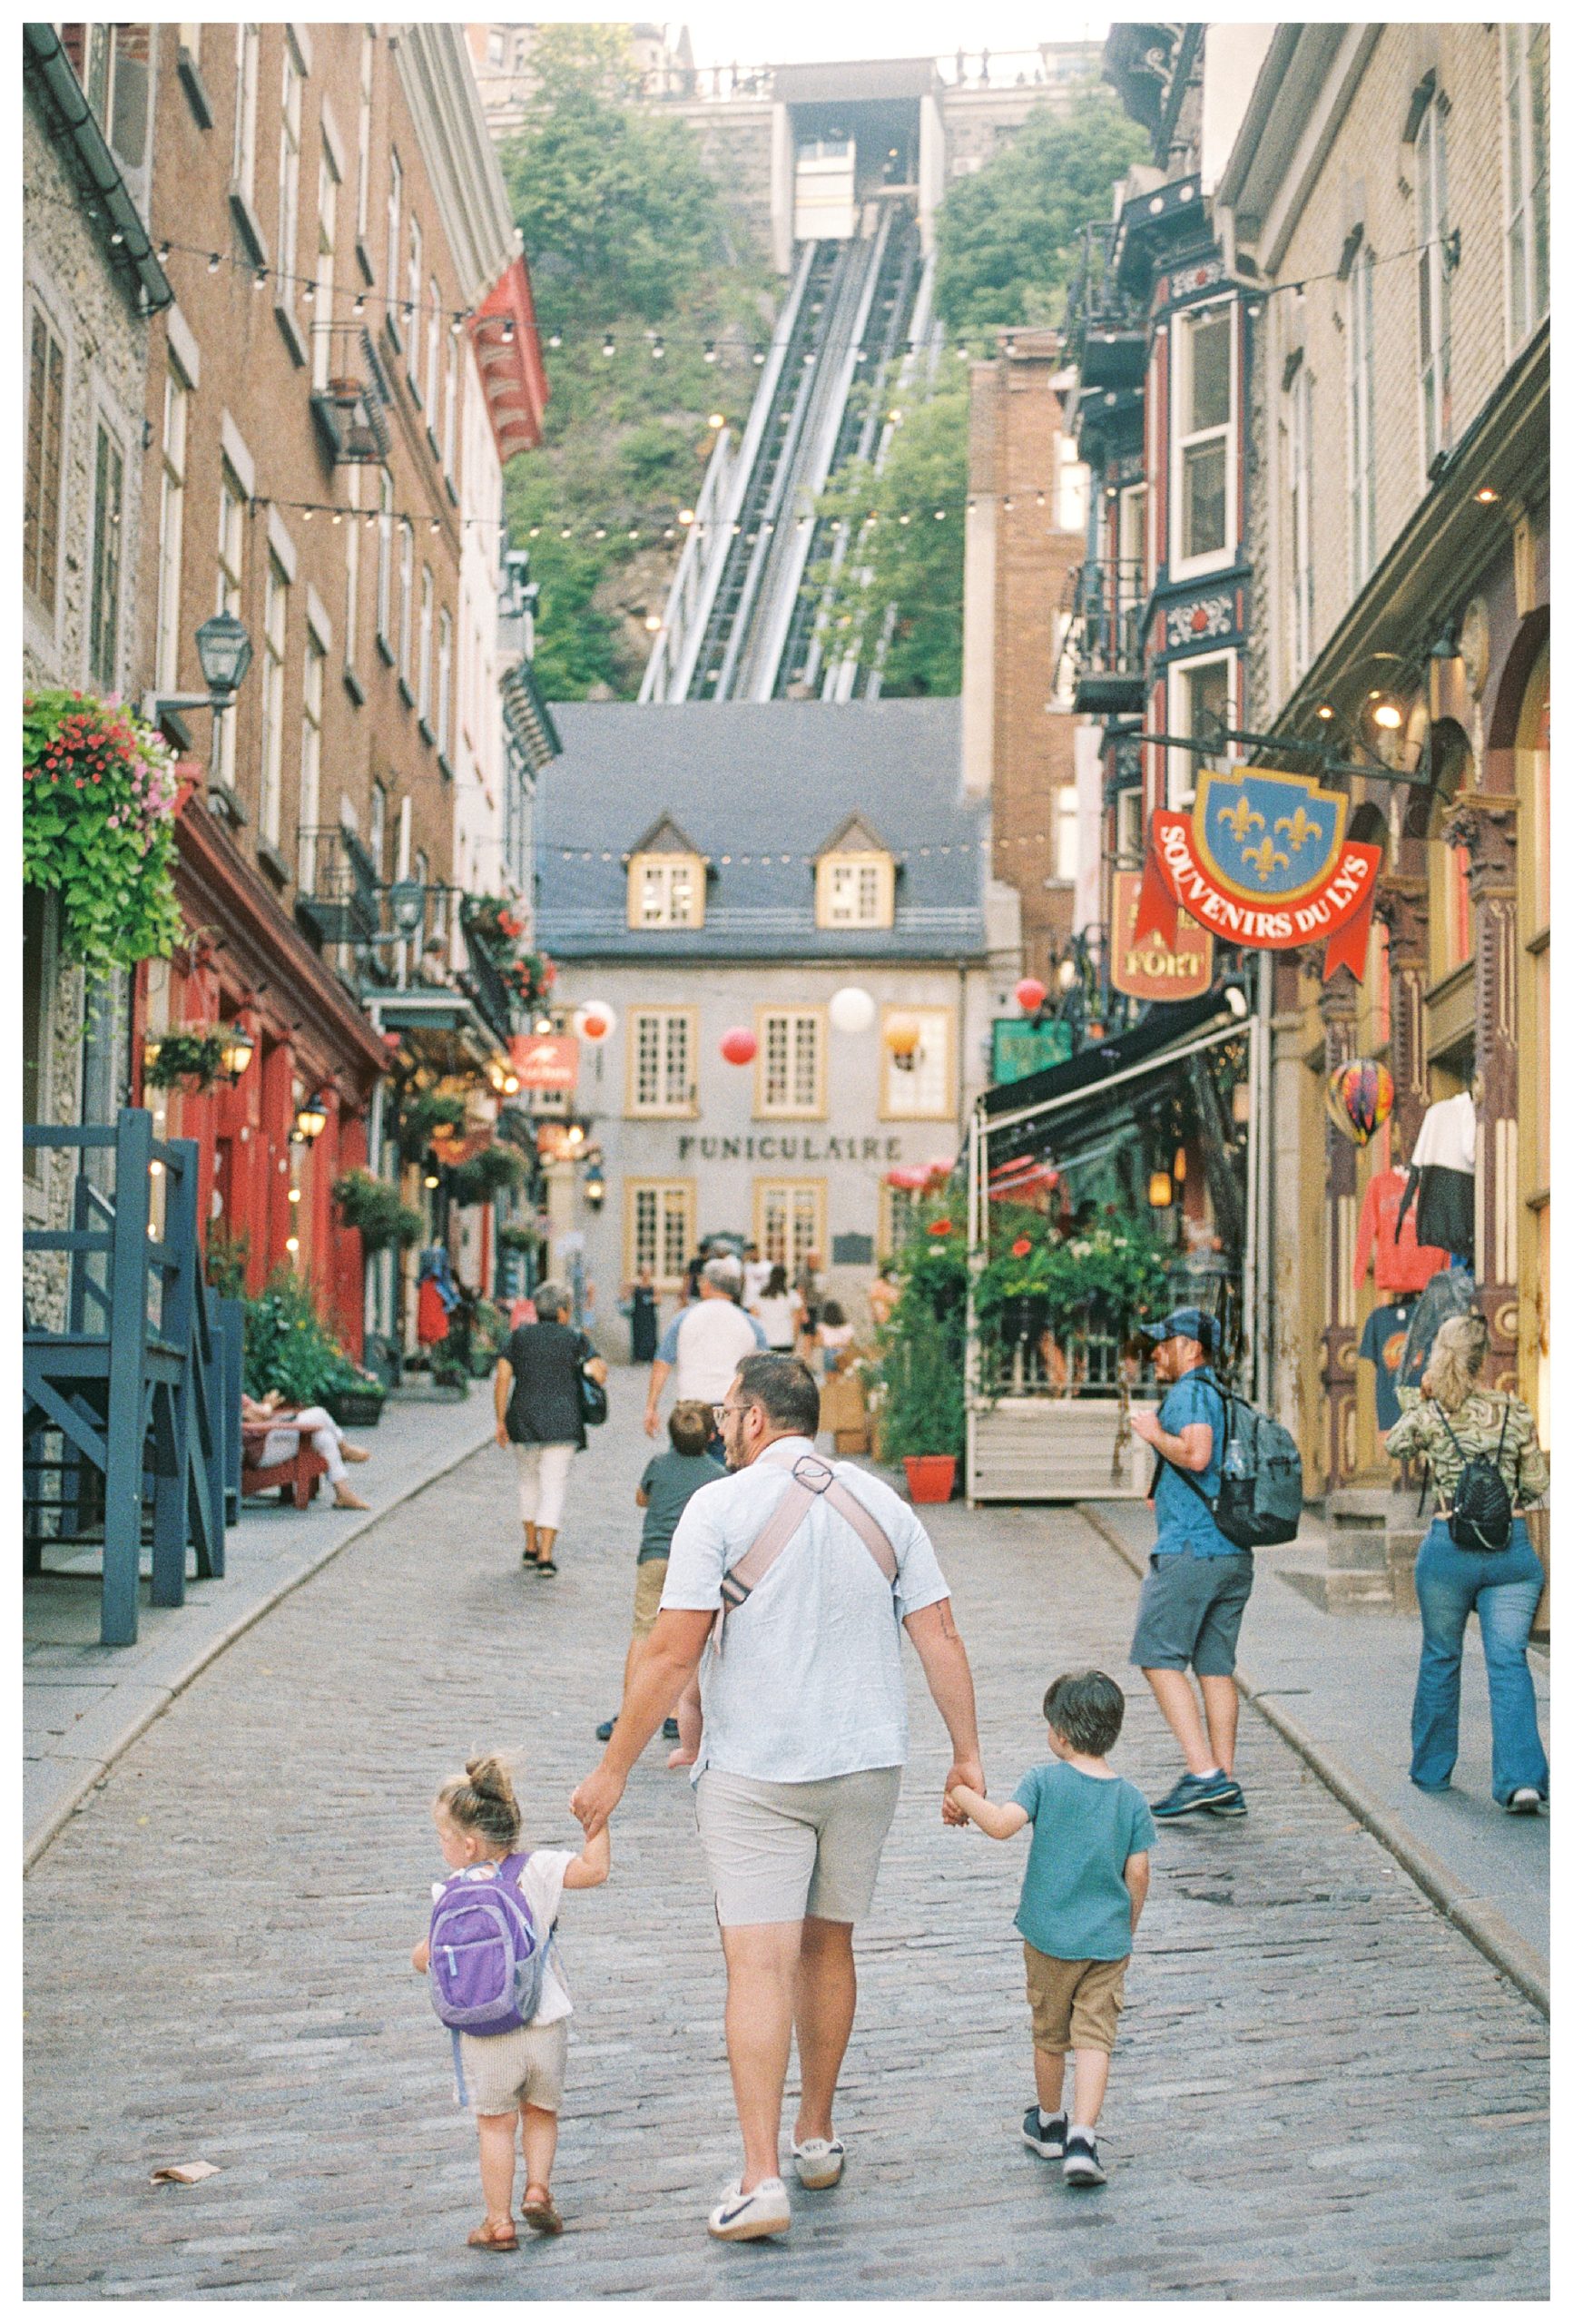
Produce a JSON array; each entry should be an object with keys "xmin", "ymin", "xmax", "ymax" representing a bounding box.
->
[
  {"xmin": 741, "ymin": 1241, "xmax": 772, "ymax": 1308},
  {"xmin": 573, "ymin": 1353, "xmax": 984, "ymax": 2243},
  {"xmin": 644, "ymin": 1256, "xmax": 766, "ymax": 1438}
]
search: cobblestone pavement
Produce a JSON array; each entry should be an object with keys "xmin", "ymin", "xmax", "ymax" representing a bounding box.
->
[{"xmin": 25, "ymin": 1378, "xmax": 1548, "ymax": 2299}]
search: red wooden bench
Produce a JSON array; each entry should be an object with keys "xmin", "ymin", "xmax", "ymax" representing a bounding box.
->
[{"xmin": 241, "ymin": 1443, "xmax": 329, "ymax": 1509}]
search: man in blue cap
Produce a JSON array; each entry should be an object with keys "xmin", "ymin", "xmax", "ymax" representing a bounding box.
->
[{"xmin": 1126, "ymin": 1309, "xmax": 1251, "ymax": 1818}]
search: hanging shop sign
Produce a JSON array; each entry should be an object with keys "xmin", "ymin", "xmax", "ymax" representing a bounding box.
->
[
  {"xmin": 508, "ymin": 1032, "xmax": 579, "ymax": 1090},
  {"xmin": 1108, "ymin": 870, "xmax": 1214, "ymax": 1001},
  {"xmin": 991, "ymin": 1018, "xmax": 1073, "ymax": 1086},
  {"xmin": 1135, "ymin": 766, "xmax": 1381, "ymax": 980}
]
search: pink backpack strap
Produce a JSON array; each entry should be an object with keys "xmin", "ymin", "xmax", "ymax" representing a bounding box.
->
[{"xmin": 711, "ymin": 1455, "xmax": 898, "ymax": 1651}]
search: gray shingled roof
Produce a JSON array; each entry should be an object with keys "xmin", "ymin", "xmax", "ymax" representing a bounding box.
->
[{"xmin": 536, "ymin": 700, "xmax": 988, "ymax": 961}]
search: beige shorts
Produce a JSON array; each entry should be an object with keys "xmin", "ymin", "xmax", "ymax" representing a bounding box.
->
[
  {"xmin": 457, "ymin": 2015, "xmax": 569, "ymax": 2116},
  {"xmin": 631, "ymin": 1557, "xmax": 668, "ymax": 1640},
  {"xmin": 693, "ymin": 1765, "xmax": 902, "ymax": 1927},
  {"xmin": 1024, "ymin": 1945, "xmax": 1127, "ymax": 2055}
]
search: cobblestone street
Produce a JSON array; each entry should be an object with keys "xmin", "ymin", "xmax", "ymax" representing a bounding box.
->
[{"xmin": 25, "ymin": 1379, "xmax": 1549, "ymax": 2299}]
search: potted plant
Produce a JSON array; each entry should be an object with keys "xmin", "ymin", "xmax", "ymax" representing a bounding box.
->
[
  {"xmin": 880, "ymin": 1302, "xmax": 965, "ymax": 1502},
  {"xmin": 447, "ymin": 1142, "xmax": 526, "ymax": 1206},
  {"xmin": 459, "ymin": 892, "xmax": 529, "ymax": 959},
  {"xmin": 143, "ymin": 1026, "xmax": 236, "ymax": 1092},
  {"xmin": 398, "ymin": 1088, "xmax": 469, "ymax": 1161},
  {"xmin": 332, "ymin": 1168, "xmax": 423, "ymax": 1254},
  {"xmin": 23, "ymin": 690, "xmax": 184, "ymax": 970}
]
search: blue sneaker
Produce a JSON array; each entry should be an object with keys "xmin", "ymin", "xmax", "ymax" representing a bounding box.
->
[
  {"xmin": 1062, "ymin": 2132, "xmax": 1106, "ymax": 2187},
  {"xmin": 1151, "ymin": 1771, "xmax": 1244, "ymax": 1819},
  {"xmin": 1022, "ymin": 2106, "xmax": 1066, "ymax": 2159}
]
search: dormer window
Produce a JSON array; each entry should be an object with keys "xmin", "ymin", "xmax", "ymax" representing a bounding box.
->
[
  {"xmin": 625, "ymin": 814, "xmax": 706, "ymax": 929},
  {"xmin": 813, "ymin": 814, "xmax": 895, "ymax": 930}
]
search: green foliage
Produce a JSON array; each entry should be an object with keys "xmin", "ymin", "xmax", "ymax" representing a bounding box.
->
[
  {"xmin": 497, "ymin": 27, "xmax": 772, "ymax": 699},
  {"xmin": 973, "ymin": 1213, "xmax": 1172, "ymax": 1339},
  {"xmin": 204, "ymin": 1228, "xmax": 250, "ymax": 1301},
  {"xmin": 448, "ymin": 1144, "xmax": 526, "ymax": 1207},
  {"xmin": 497, "ymin": 1221, "xmax": 540, "ymax": 1254},
  {"xmin": 876, "ymin": 1193, "xmax": 968, "ymax": 1462},
  {"xmin": 332, "ymin": 1169, "xmax": 423, "ymax": 1255},
  {"xmin": 469, "ymin": 1296, "xmax": 508, "ymax": 1378},
  {"xmin": 241, "ymin": 1267, "xmax": 376, "ymax": 1406},
  {"xmin": 934, "ymin": 94, "xmax": 1148, "ymax": 337},
  {"xmin": 143, "ymin": 1027, "xmax": 234, "ymax": 1090},
  {"xmin": 398, "ymin": 1089, "xmax": 468, "ymax": 1160},
  {"xmin": 23, "ymin": 690, "xmax": 184, "ymax": 970},
  {"xmin": 809, "ymin": 381, "xmax": 968, "ymax": 697}
]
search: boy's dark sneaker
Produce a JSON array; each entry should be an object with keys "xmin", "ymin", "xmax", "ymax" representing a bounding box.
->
[
  {"xmin": 595, "ymin": 1715, "xmax": 616, "ymax": 1742},
  {"xmin": 1151, "ymin": 1770, "xmax": 1244, "ymax": 1819},
  {"xmin": 1022, "ymin": 2106, "xmax": 1067, "ymax": 2159},
  {"xmin": 663, "ymin": 1718, "xmax": 680, "ymax": 1741},
  {"xmin": 1062, "ymin": 2132, "xmax": 1106, "ymax": 2187}
]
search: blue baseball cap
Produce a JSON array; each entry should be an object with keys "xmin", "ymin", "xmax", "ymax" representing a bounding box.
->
[{"xmin": 1141, "ymin": 1306, "xmax": 1218, "ymax": 1354}]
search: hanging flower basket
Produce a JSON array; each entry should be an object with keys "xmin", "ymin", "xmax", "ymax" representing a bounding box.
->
[
  {"xmin": 143, "ymin": 1024, "xmax": 251, "ymax": 1092},
  {"xmin": 23, "ymin": 690, "xmax": 183, "ymax": 970},
  {"xmin": 459, "ymin": 891, "xmax": 530, "ymax": 960},
  {"xmin": 500, "ymin": 950, "xmax": 556, "ymax": 1009}
]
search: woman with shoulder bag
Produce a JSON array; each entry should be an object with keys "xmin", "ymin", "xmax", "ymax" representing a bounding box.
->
[
  {"xmin": 493, "ymin": 1281, "xmax": 609, "ymax": 1578},
  {"xmin": 1385, "ymin": 1313, "xmax": 1548, "ymax": 1812}
]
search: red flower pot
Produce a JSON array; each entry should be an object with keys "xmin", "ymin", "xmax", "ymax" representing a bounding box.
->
[{"xmin": 904, "ymin": 1453, "xmax": 957, "ymax": 1504}]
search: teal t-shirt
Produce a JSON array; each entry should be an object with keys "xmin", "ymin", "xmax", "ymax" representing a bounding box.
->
[
  {"xmin": 1010, "ymin": 1761, "xmax": 1156, "ymax": 1961},
  {"xmin": 637, "ymin": 1446, "xmax": 725, "ymax": 1562}
]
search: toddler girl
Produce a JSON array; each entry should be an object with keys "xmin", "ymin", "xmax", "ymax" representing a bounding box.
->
[{"xmin": 411, "ymin": 1755, "xmax": 609, "ymax": 2250}]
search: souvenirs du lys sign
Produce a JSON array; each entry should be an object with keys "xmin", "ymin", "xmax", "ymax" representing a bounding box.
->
[{"xmin": 1135, "ymin": 765, "xmax": 1381, "ymax": 980}]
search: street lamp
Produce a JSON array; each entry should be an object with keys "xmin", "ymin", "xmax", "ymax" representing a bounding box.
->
[
  {"xmin": 292, "ymin": 1093, "xmax": 329, "ymax": 1143},
  {"xmin": 218, "ymin": 1023, "xmax": 256, "ymax": 1082},
  {"xmin": 141, "ymin": 611, "xmax": 255, "ymax": 726},
  {"xmin": 388, "ymin": 879, "xmax": 427, "ymax": 939}
]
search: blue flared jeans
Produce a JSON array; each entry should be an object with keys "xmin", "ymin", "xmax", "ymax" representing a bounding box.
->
[{"xmin": 1411, "ymin": 1519, "xmax": 1548, "ymax": 1803}]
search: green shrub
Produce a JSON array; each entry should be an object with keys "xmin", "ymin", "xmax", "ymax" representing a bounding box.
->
[
  {"xmin": 332, "ymin": 1168, "xmax": 423, "ymax": 1253},
  {"xmin": 241, "ymin": 1267, "xmax": 378, "ymax": 1407}
]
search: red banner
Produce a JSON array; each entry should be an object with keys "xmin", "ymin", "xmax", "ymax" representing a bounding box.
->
[
  {"xmin": 1109, "ymin": 869, "xmax": 1214, "ymax": 1000},
  {"xmin": 1135, "ymin": 812, "xmax": 1381, "ymax": 980}
]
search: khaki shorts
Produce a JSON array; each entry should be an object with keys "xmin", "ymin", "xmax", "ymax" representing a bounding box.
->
[
  {"xmin": 457, "ymin": 2015, "xmax": 569, "ymax": 2116},
  {"xmin": 693, "ymin": 1766, "xmax": 902, "ymax": 1927},
  {"xmin": 631, "ymin": 1557, "xmax": 668, "ymax": 1640},
  {"xmin": 1024, "ymin": 1945, "xmax": 1127, "ymax": 2055}
]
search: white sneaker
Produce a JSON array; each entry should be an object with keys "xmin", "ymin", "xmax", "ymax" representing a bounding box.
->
[
  {"xmin": 1506, "ymin": 1787, "xmax": 1544, "ymax": 1815},
  {"xmin": 791, "ymin": 2136, "xmax": 845, "ymax": 2189},
  {"xmin": 707, "ymin": 2175, "xmax": 792, "ymax": 2241}
]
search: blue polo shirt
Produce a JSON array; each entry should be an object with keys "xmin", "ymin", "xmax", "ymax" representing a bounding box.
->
[{"xmin": 1152, "ymin": 1364, "xmax": 1234, "ymax": 1558}]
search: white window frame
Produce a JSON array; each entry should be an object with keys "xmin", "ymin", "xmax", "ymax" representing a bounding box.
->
[
  {"xmin": 88, "ymin": 418, "xmax": 125, "ymax": 693},
  {"xmin": 355, "ymin": 25, "xmax": 374, "ymax": 245},
  {"xmin": 816, "ymin": 852, "xmax": 893, "ymax": 930},
  {"xmin": 1115, "ymin": 786, "xmax": 1145, "ymax": 866},
  {"xmin": 1501, "ymin": 25, "xmax": 1549, "ymax": 352},
  {"xmin": 1415, "ymin": 96, "xmax": 1451, "ymax": 478},
  {"xmin": 25, "ymin": 298, "xmax": 67, "ymax": 625},
  {"xmin": 1168, "ymin": 651, "xmax": 1235, "ymax": 811},
  {"xmin": 232, "ymin": 24, "xmax": 261, "ymax": 207},
  {"xmin": 1170, "ymin": 297, "xmax": 1235, "ymax": 578},
  {"xmin": 375, "ymin": 469, "xmax": 393, "ymax": 646},
  {"xmin": 625, "ymin": 1177, "xmax": 696, "ymax": 1291},
  {"xmin": 444, "ymin": 334, "xmax": 460, "ymax": 476},
  {"xmin": 278, "ymin": 35, "xmax": 302, "ymax": 293},
  {"xmin": 417, "ymin": 565, "xmax": 434, "ymax": 721},
  {"xmin": 880, "ymin": 1182, "xmax": 923, "ymax": 1263},
  {"xmin": 426, "ymin": 277, "xmax": 442, "ymax": 433},
  {"xmin": 343, "ymin": 465, "xmax": 361, "ymax": 678},
  {"xmin": 214, "ymin": 460, "xmax": 246, "ymax": 788},
  {"xmin": 398, "ymin": 518, "xmax": 414, "ymax": 682},
  {"xmin": 880, "ymin": 1005, "xmax": 955, "ymax": 1121},
  {"xmin": 436, "ymin": 604, "xmax": 452, "ymax": 757},
  {"xmin": 259, "ymin": 551, "xmax": 289, "ymax": 846},
  {"xmin": 1284, "ymin": 359, "xmax": 1312, "ymax": 683},
  {"xmin": 1347, "ymin": 242, "xmax": 1377, "ymax": 591},
  {"xmin": 154, "ymin": 361, "xmax": 190, "ymax": 694},
  {"xmin": 385, "ymin": 148, "xmax": 402, "ymax": 333},
  {"xmin": 626, "ymin": 1007, "xmax": 697, "ymax": 1117},
  {"xmin": 369, "ymin": 778, "xmax": 387, "ymax": 878},
  {"xmin": 755, "ymin": 1180, "xmax": 826, "ymax": 1279},
  {"xmin": 628, "ymin": 852, "xmax": 703, "ymax": 928},
  {"xmin": 310, "ymin": 145, "xmax": 339, "ymax": 392},
  {"xmin": 757, "ymin": 1008, "xmax": 826, "ymax": 1119},
  {"xmin": 1117, "ymin": 478, "xmax": 1146, "ymax": 615},
  {"xmin": 407, "ymin": 213, "xmax": 424, "ymax": 391},
  {"xmin": 1054, "ymin": 785, "xmax": 1079, "ymax": 884},
  {"xmin": 298, "ymin": 627, "xmax": 325, "ymax": 890}
]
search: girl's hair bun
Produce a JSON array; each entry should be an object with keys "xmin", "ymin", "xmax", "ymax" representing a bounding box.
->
[{"xmin": 437, "ymin": 1753, "xmax": 521, "ymax": 1848}]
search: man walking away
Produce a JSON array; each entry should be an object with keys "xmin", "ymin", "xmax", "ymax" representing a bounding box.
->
[
  {"xmin": 1126, "ymin": 1310, "xmax": 1253, "ymax": 1820},
  {"xmin": 572, "ymin": 1354, "xmax": 984, "ymax": 2241},
  {"xmin": 644, "ymin": 1256, "xmax": 765, "ymax": 1440}
]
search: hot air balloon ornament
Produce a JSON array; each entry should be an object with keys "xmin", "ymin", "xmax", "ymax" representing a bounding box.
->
[{"xmin": 1325, "ymin": 1058, "xmax": 1393, "ymax": 1146}]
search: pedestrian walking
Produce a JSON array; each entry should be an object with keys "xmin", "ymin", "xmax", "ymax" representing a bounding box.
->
[
  {"xmin": 792, "ymin": 1249, "xmax": 824, "ymax": 1358},
  {"xmin": 644, "ymin": 1256, "xmax": 766, "ymax": 1440},
  {"xmin": 946, "ymin": 1669, "xmax": 1154, "ymax": 2189},
  {"xmin": 623, "ymin": 1264, "xmax": 660, "ymax": 1364},
  {"xmin": 742, "ymin": 1241, "xmax": 772, "ymax": 1309},
  {"xmin": 493, "ymin": 1282, "xmax": 609, "ymax": 1576},
  {"xmin": 1126, "ymin": 1308, "xmax": 1253, "ymax": 1819},
  {"xmin": 1384, "ymin": 1313, "xmax": 1549, "ymax": 1811},
  {"xmin": 412, "ymin": 1755, "xmax": 609, "ymax": 2248},
  {"xmin": 594, "ymin": 1400, "xmax": 724, "ymax": 1745},
  {"xmin": 570, "ymin": 1352, "xmax": 984, "ymax": 2243},
  {"xmin": 748, "ymin": 1262, "xmax": 803, "ymax": 1354}
]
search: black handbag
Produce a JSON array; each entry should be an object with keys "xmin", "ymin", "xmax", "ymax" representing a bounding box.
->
[
  {"xmin": 1436, "ymin": 1405, "xmax": 1515, "ymax": 1552},
  {"xmin": 577, "ymin": 1361, "xmax": 608, "ymax": 1428}
]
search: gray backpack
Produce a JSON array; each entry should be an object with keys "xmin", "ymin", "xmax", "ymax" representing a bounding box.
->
[{"xmin": 1165, "ymin": 1384, "xmax": 1303, "ymax": 1550}]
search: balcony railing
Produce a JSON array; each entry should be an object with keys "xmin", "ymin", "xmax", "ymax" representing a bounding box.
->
[
  {"xmin": 308, "ymin": 325, "xmax": 393, "ymax": 465},
  {"xmin": 295, "ymin": 827, "xmax": 382, "ymax": 948},
  {"xmin": 1065, "ymin": 221, "xmax": 1147, "ymax": 380},
  {"xmin": 1055, "ymin": 561, "xmax": 1147, "ymax": 713},
  {"xmin": 459, "ymin": 927, "xmax": 516, "ymax": 1048}
]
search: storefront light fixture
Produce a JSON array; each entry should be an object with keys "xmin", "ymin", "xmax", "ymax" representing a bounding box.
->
[
  {"xmin": 292, "ymin": 1094, "xmax": 329, "ymax": 1143},
  {"xmin": 388, "ymin": 878, "xmax": 426, "ymax": 937},
  {"xmin": 284, "ymin": 1236, "xmax": 300, "ymax": 1254},
  {"xmin": 423, "ymin": 1169, "xmax": 440, "ymax": 1189},
  {"xmin": 502, "ymin": 1073, "xmax": 520, "ymax": 1095},
  {"xmin": 1473, "ymin": 486, "xmax": 1500, "ymax": 504},
  {"xmin": 1371, "ymin": 698, "xmax": 1404, "ymax": 731},
  {"xmin": 1315, "ymin": 703, "xmax": 1336, "ymax": 721},
  {"xmin": 534, "ymin": 1014, "xmax": 554, "ymax": 1035},
  {"xmin": 142, "ymin": 611, "xmax": 254, "ymax": 727},
  {"xmin": 218, "ymin": 1023, "xmax": 256, "ymax": 1081},
  {"xmin": 1223, "ymin": 983, "xmax": 1250, "ymax": 1019},
  {"xmin": 287, "ymin": 1186, "xmax": 302, "ymax": 1204},
  {"xmin": 1147, "ymin": 1169, "xmax": 1174, "ymax": 1209}
]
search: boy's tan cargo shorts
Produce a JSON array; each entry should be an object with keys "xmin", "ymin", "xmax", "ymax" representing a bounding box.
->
[{"xmin": 1024, "ymin": 1944, "xmax": 1128, "ymax": 2053}]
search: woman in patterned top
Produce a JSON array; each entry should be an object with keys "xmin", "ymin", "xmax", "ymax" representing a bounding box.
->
[{"xmin": 1386, "ymin": 1314, "xmax": 1549, "ymax": 1812}]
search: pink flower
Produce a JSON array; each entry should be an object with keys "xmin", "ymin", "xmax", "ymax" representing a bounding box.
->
[{"xmin": 1011, "ymin": 1236, "xmax": 1032, "ymax": 1258}]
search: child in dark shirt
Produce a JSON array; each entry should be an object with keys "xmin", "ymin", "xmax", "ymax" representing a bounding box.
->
[{"xmin": 594, "ymin": 1400, "xmax": 723, "ymax": 1746}]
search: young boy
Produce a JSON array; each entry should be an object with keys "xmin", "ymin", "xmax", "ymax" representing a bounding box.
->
[
  {"xmin": 595, "ymin": 1401, "xmax": 723, "ymax": 1745},
  {"xmin": 947, "ymin": 1669, "xmax": 1155, "ymax": 2187}
]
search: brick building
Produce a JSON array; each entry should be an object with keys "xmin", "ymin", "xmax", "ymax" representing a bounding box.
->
[
  {"xmin": 72, "ymin": 22, "xmax": 544, "ymax": 1353},
  {"xmin": 962, "ymin": 330, "xmax": 1091, "ymax": 994}
]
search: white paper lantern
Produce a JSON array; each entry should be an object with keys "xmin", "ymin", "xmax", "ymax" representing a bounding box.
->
[
  {"xmin": 829, "ymin": 985, "xmax": 876, "ymax": 1035},
  {"xmin": 572, "ymin": 1000, "xmax": 616, "ymax": 1044}
]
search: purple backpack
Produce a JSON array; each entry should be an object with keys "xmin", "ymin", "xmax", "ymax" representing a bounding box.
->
[{"xmin": 428, "ymin": 1853, "xmax": 549, "ymax": 2039}]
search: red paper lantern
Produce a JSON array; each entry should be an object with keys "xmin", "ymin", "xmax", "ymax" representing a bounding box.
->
[
  {"xmin": 720, "ymin": 1026, "xmax": 757, "ymax": 1066},
  {"xmin": 1015, "ymin": 977, "xmax": 1047, "ymax": 1013}
]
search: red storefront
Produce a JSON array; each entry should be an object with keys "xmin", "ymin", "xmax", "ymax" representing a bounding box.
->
[{"xmin": 132, "ymin": 790, "xmax": 388, "ymax": 1355}]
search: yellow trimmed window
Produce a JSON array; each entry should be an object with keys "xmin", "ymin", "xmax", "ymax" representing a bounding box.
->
[
  {"xmin": 628, "ymin": 852, "xmax": 703, "ymax": 929},
  {"xmin": 815, "ymin": 851, "xmax": 893, "ymax": 930},
  {"xmin": 757, "ymin": 1008, "xmax": 826, "ymax": 1118}
]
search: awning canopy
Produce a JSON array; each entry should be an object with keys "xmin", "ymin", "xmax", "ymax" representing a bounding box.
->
[{"xmin": 980, "ymin": 995, "xmax": 1233, "ymax": 1143}]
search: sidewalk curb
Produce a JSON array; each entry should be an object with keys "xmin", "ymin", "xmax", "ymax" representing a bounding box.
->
[
  {"xmin": 1075, "ymin": 1502, "xmax": 1551, "ymax": 2021},
  {"xmin": 24, "ymin": 1427, "xmax": 491, "ymax": 1876}
]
